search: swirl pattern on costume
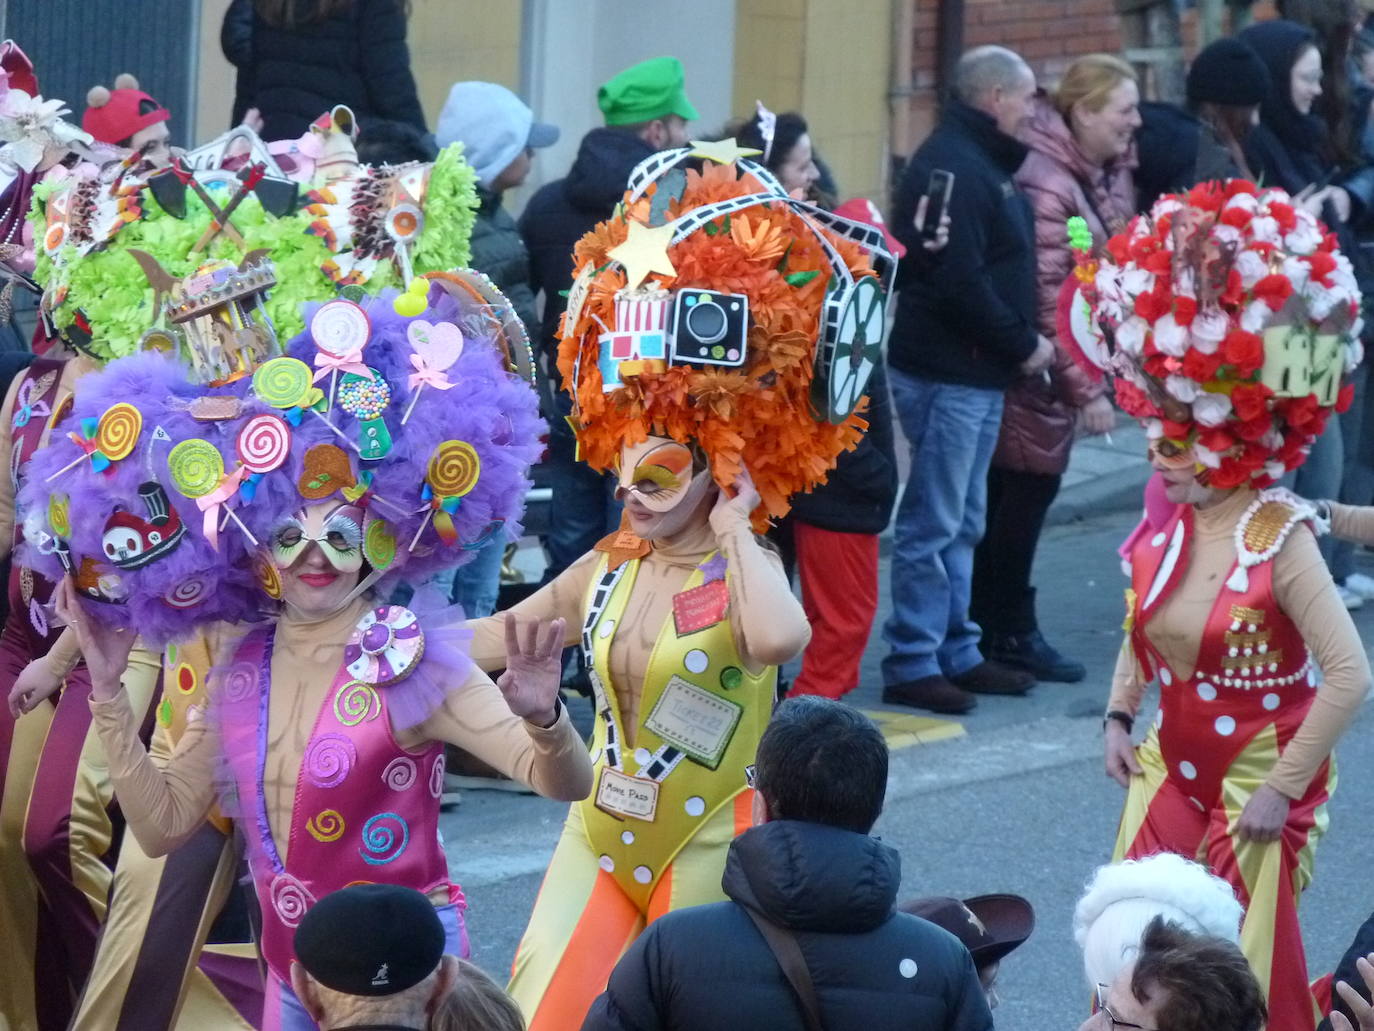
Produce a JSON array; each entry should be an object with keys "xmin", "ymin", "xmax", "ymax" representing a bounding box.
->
[
  {"xmin": 96, "ymin": 403, "xmax": 142, "ymax": 461},
  {"xmin": 359, "ymin": 812, "xmax": 409, "ymax": 865},
  {"xmin": 253, "ymin": 357, "xmax": 312, "ymax": 409},
  {"xmin": 332, "ymin": 681, "xmax": 380, "ymax": 727},
  {"xmin": 269, "ymin": 873, "xmax": 315, "ymax": 927},
  {"xmin": 382, "ymin": 757, "xmax": 417, "ymax": 791},
  {"xmin": 221, "ymin": 661, "xmax": 258, "ymax": 703},
  {"xmin": 310, "ymin": 299, "xmax": 370, "ymax": 357},
  {"xmin": 427, "ymin": 440, "xmax": 480, "ymax": 497},
  {"xmin": 164, "ymin": 577, "xmax": 211, "ymax": 609},
  {"xmin": 363, "ymin": 518, "xmax": 397, "ymax": 571},
  {"xmin": 167, "ymin": 439, "xmax": 224, "ymax": 499},
  {"xmin": 237, "ymin": 414, "xmax": 292, "ymax": 473},
  {"xmin": 304, "ymin": 732, "xmax": 357, "ymax": 788},
  {"xmin": 429, "ymin": 753, "xmax": 446, "ymax": 798},
  {"xmin": 306, "ymin": 809, "xmax": 346, "ymax": 843}
]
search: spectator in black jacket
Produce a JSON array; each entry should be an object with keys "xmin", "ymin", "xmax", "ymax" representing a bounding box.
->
[
  {"xmin": 221, "ymin": 0, "xmax": 427, "ymax": 158},
  {"xmin": 882, "ymin": 45, "xmax": 1055, "ymax": 716},
  {"xmin": 580, "ymin": 697, "xmax": 993, "ymax": 1031},
  {"xmin": 519, "ymin": 56, "xmax": 697, "ymax": 580},
  {"xmin": 434, "ymin": 80, "xmax": 558, "ymax": 620}
]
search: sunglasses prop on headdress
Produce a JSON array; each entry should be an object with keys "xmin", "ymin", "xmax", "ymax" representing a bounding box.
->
[{"xmin": 585, "ymin": 141, "xmax": 896, "ymax": 425}]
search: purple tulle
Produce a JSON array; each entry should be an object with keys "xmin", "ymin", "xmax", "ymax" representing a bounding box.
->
[{"xmin": 15, "ymin": 284, "xmax": 545, "ymax": 645}]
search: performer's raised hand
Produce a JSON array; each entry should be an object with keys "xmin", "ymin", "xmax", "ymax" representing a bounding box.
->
[
  {"xmin": 1332, "ymin": 954, "xmax": 1374, "ymax": 1031},
  {"xmin": 496, "ymin": 615, "xmax": 566, "ymax": 728},
  {"xmin": 7, "ymin": 657, "xmax": 63, "ymax": 719},
  {"xmin": 709, "ymin": 466, "xmax": 761, "ymax": 537},
  {"xmin": 53, "ymin": 577, "xmax": 134, "ymax": 703}
]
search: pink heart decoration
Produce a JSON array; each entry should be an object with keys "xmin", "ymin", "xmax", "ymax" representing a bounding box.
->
[{"xmin": 407, "ymin": 320, "xmax": 463, "ymax": 371}]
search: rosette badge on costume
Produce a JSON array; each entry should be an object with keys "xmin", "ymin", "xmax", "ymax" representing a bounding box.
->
[{"xmin": 1059, "ymin": 181, "xmax": 1363, "ymax": 488}]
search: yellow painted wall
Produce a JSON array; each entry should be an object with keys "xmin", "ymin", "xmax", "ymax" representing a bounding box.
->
[
  {"xmin": 733, "ymin": 0, "xmax": 891, "ymax": 203},
  {"xmin": 409, "ymin": 0, "xmax": 523, "ymax": 125},
  {"xmin": 195, "ymin": 0, "xmax": 236, "ymax": 144}
]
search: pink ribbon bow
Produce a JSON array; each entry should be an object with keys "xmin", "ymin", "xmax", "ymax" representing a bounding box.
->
[
  {"xmin": 407, "ymin": 352, "xmax": 457, "ymax": 391},
  {"xmin": 196, "ymin": 467, "xmax": 250, "ymax": 550},
  {"xmin": 312, "ymin": 348, "xmax": 371, "ymax": 383}
]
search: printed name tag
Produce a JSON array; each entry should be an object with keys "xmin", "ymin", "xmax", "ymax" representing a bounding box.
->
[
  {"xmin": 672, "ymin": 579, "xmax": 729, "ymax": 635},
  {"xmin": 645, "ymin": 675, "xmax": 743, "ymax": 769},
  {"xmin": 596, "ymin": 767, "xmax": 660, "ymax": 822}
]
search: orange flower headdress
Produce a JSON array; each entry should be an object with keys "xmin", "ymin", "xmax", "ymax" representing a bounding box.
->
[{"xmin": 557, "ymin": 141, "xmax": 895, "ymax": 528}]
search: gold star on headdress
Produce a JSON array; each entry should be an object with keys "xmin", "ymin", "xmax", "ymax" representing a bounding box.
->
[
  {"xmin": 687, "ymin": 138, "xmax": 763, "ymax": 165},
  {"xmin": 608, "ymin": 219, "xmax": 678, "ymax": 290}
]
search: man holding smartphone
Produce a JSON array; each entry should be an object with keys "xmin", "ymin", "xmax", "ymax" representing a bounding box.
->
[{"xmin": 882, "ymin": 45, "xmax": 1055, "ymax": 716}]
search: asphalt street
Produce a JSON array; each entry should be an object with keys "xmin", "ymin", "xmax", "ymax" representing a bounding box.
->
[{"xmin": 440, "ymin": 503, "xmax": 1374, "ymax": 1031}]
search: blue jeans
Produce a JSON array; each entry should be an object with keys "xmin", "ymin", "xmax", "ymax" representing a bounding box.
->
[
  {"xmin": 882, "ymin": 369, "xmax": 1004, "ymax": 684},
  {"xmin": 447, "ymin": 537, "xmax": 505, "ymax": 618},
  {"xmin": 543, "ymin": 392, "xmax": 621, "ymax": 580}
]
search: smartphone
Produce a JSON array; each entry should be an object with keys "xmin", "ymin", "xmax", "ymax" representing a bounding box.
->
[{"xmin": 921, "ymin": 169, "xmax": 954, "ymax": 241}]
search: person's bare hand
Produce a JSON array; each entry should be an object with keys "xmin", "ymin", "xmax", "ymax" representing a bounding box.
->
[
  {"xmin": 913, "ymin": 194, "xmax": 951, "ymax": 252},
  {"xmin": 1080, "ymin": 395, "xmax": 1116, "ymax": 436},
  {"xmin": 1329, "ymin": 186, "xmax": 1353, "ymax": 223},
  {"xmin": 1104, "ymin": 721, "xmax": 1142, "ymax": 788},
  {"xmin": 709, "ymin": 466, "xmax": 761, "ymax": 538},
  {"xmin": 242, "ymin": 107, "xmax": 264, "ymax": 134},
  {"xmin": 1021, "ymin": 335, "xmax": 1055, "ymax": 375},
  {"xmin": 53, "ymin": 578, "xmax": 134, "ymax": 703},
  {"xmin": 1331, "ymin": 954, "xmax": 1374, "ymax": 1031},
  {"xmin": 496, "ymin": 615, "xmax": 566, "ymax": 727},
  {"xmin": 7, "ymin": 657, "xmax": 62, "ymax": 719},
  {"xmin": 1298, "ymin": 185, "xmax": 1333, "ymax": 218},
  {"xmin": 1235, "ymin": 782, "xmax": 1291, "ymax": 843}
]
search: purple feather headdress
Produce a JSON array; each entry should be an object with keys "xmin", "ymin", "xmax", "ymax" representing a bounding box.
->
[{"xmin": 17, "ymin": 283, "xmax": 545, "ymax": 644}]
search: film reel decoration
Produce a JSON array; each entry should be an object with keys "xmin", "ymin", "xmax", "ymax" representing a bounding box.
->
[{"xmin": 814, "ymin": 275, "xmax": 885, "ymax": 424}]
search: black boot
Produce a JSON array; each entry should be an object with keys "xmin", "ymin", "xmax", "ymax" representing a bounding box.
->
[{"xmin": 981, "ymin": 630, "xmax": 1086, "ymax": 683}]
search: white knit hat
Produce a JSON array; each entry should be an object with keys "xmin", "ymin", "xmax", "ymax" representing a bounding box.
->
[{"xmin": 435, "ymin": 81, "xmax": 558, "ymax": 188}]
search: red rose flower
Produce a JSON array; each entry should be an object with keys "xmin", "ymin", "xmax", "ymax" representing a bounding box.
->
[
  {"xmin": 1182, "ymin": 347, "xmax": 1224, "ymax": 381},
  {"xmin": 1233, "ymin": 415, "xmax": 1272, "ymax": 442},
  {"xmin": 1269, "ymin": 201, "xmax": 1297, "ymax": 232},
  {"xmin": 1337, "ymin": 381, "xmax": 1355, "ymax": 413},
  {"xmin": 1173, "ymin": 296, "xmax": 1198, "ymax": 326},
  {"xmin": 1219, "ymin": 268, "xmax": 1244, "ymax": 307},
  {"xmin": 1225, "ymin": 180, "xmax": 1259, "ymax": 198},
  {"xmin": 1283, "ymin": 393, "xmax": 1322, "ymax": 431},
  {"xmin": 1211, "ymin": 459, "xmax": 1251, "ymax": 488},
  {"xmin": 1223, "ymin": 329, "xmax": 1264, "ymax": 374},
  {"xmin": 1107, "ymin": 233, "xmax": 1131, "ymax": 264},
  {"xmin": 1197, "ymin": 426, "xmax": 1237, "ymax": 454},
  {"xmin": 1220, "ymin": 206, "xmax": 1254, "ymax": 230},
  {"xmin": 1135, "ymin": 285, "xmax": 1174, "ymax": 323},
  {"xmin": 1144, "ymin": 250, "xmax": 1173, "ymax": 276},
  {"xmin": 1188, "ymin": 182, "xmax": 1226, "ymax": 211},
  {"xmin": 1161, "ymin": 418, "xmax": 1193, "ymax": 439},
  {"xmin": 1252, "ymin": 274, "xmax": 1294, "ymax": 311},
  {"xmin": 1307, "ymin": 250, "xmax": 1337, "ymax": 286},
  {"xmin": 1113, "ymin": 379, "xmax": 1159, "ymax": 419},
  {"xmin": 1230, "ymin": 381, "xmax": 1274, "ymax": 421}
]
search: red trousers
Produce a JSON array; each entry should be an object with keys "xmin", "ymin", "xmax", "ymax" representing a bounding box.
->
[{"xmin": 788, "ymin": 524, "xmax": 879, "ymax": 699}]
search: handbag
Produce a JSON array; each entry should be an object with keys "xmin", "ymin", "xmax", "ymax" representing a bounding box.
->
[{"xmin": 742, "ymin": 904, "xmax": 826, "ymax": 1031}]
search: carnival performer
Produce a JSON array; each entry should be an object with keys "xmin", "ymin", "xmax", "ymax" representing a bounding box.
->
[
  {"xmin": 15, "ymin": 276, "xmax": 590, "ymax": 1031},
  {"xmin": 1062, "ymin": 181, "xmax": 1371, "ymax": 1029},
  {"xmin": 474, "ymin": 141, "xmax": 894, "ymax": 1028}
]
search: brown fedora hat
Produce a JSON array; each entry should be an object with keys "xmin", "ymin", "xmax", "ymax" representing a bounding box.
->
[{"xmin": 899, "ymin": 894, "xmax": 1035, "ymax": 966}]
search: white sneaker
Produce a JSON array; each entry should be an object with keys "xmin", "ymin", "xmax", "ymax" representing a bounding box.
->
[
  {"xmin": 1344, "ymin": 572, "xmax": 1374, "ymax": 600},
  {"xmin": 1337, "ymin": 584, "xmax": 1365, "ymax": 610}
]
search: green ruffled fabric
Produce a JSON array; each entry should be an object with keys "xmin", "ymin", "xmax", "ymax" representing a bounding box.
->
[{"xmin": 29, "ymin": 143, "xmax": 478, "ymax": 361}]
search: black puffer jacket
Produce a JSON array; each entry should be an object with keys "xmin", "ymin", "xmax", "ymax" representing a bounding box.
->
[
  {"xmin": 519, "ymin": 128, "xmax": 656, "ymax": 366},
  {"xmin": 581, "ymin": 821, "xmax": 993, "ymax": 1031},
  {"xmin": 221, "ymin": 0, "xmax": 426, "ymax": 146},
  {"xmin": 788, "ymin": 364, "xmax": 898, "ymax": 534},
  {"xmin": 888, "ymin": 100, "xmax": 1037, "ymax": 389},
  {"xmin": 470, "ymin": 187, "xmax": 538, "ymax": 338}
]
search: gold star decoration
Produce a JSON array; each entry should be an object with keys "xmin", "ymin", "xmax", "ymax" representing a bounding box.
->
[
  {"xmin": 687, "ymin": 138, "xmax": 763, "ymax": 165},
  {"xmin": 608, "ymin": 219, "xmax": 678, "ymax": 290}
]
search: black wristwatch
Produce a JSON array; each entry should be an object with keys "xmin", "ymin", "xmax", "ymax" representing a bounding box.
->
[{"xmin": 1103, "ymin": 709, "xmax": 1134, "ymax": 734}]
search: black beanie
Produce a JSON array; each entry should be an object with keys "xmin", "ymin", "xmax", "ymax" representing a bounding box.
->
[
  {"xmin": 293, "ymin": 884, "xmax": 445, "ymax": 997},
  {"xmin": 1186, "ymin": 37, "xmax": 1272, "ymax": 107}
]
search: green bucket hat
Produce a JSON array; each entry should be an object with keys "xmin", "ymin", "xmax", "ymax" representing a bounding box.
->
[{"xmin": 597, "ymin": 56, "xmax": 699, "ymax": 127}]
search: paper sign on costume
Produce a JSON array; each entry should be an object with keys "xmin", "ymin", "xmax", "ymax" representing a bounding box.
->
[
  {"xmin": 645, "ymin": 676, "xmax": 742, "ymax": 769},
  {"xmin": 672, "ymin": 579, "xmax": 729, "ymax": 635},
  {"xmin": 596, "ymin": 767, "xmax": 660, "ymax": 821}
]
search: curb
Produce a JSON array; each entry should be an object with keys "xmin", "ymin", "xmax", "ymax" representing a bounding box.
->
[{"xmin": 1046, "ymin": 465, "xmax": 1150, "ymax": 528}]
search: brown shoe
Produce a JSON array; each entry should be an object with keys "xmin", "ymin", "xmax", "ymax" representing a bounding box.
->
[
  {"xmin": 882, "ymin": 675, "xmax": 977, "ymax": 715},
  {"xmin": 948, "ymin": 660, "xmax": 1034, "ymax": 696}
]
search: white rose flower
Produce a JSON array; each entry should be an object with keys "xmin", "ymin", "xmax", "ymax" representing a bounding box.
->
[
  {"xmin": 1144, "ymin": 417, "xmax": 1164, "ymax": 440},
  {"xmin": 1260, "ymin": 427, "xmax": 1284, "ymax": 450},
  {"xmin": 1193, "ymin": 442, "xmax": 1223, "ymax": 468},
  {"xmin": 1165, "ymin": 374, "xmax": 1202, "ymax": 402},
  {"xmin": 1265, "ymin": 460, "xmax": 1287, "ymax": 481},
  {"xmin": 1115, "ymin": 315, "xmax": 1149, "ymax": 356},
  {"xmin": 1284, "ymin": 221, "xmax": 1322, "ymax": 255},
  {"xmin": 1236, "ymin": 250, "xmax": 1268, "ymax": 288},
  {"xmin": 1190, "ymin": 308, "xmax": 1229, "ymax": 354},
  {"xmin": 1121, "ymin": 267, "xmax": 1155, "ymax": 298},
  {"xmin": 1346, "ymin": 335, "xmax": 1364, "ymax": 371},
  {"xmin": 1280, "ymin": 255, "xmax": 1310, "ymax": 292},
  {"xmin": 1240, "ymin": 300, "xmax": 1272, "ymax": 333},
  {"xmin": 1213, "ymin": 224, "xmax": 1241, "ymax": 248},
  {"xmin": 1225, "ymin": 192, "xmax": 1259, "ymax": 213},
  {"xmin": 1192, "ymin": 391, "xmax": 1234, "ymax": 427},
  {"xmin": 1249, "ymin": 215, "xmax": 1281, "ymax": 244},
  {"xmin": 1154, "ymin": 313, "xmax": 1189, "ymax": 356}
]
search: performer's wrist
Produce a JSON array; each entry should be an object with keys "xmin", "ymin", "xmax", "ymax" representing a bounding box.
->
[
  {"xmin": 529, "ymin": 696, "xmax": 562, "ymax": 730},
  {"xmin": 1103, "ymin": 709, "xmax": 1134, "ymax": 734}
]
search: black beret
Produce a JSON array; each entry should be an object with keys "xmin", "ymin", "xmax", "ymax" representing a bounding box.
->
[
  {"xmin": 1187, "ymin": 38, "xmax": 1271, "ymax": 108},
  {"xmin": 294, "ymin": 884, "xmax": 445, "ymax": 997}
]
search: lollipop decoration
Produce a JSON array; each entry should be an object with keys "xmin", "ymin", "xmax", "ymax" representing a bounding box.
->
[
  {"xmin": 310, "ymin": 299, "xmax": 372, "ymax": 408},
  {"xmin": 337, "ymin": 368, "xmax": 393, "ymax": 461},
  {"xmin": 402, "ymin": 319, "xmax": 463, "ymax": 425},
  {"xmin": 47, "ymin": 403, "xmax": 143, "ymax": 481},
  {"xmin": 253, "ymin": 356, "xmax": 357, "ymax": 452},
  {"xmin": 168, "ymin": 438, "xmax": 257, "ymax": 548},
  {"xmin": 363, "ymin": 514, "xmax": 398, "ymax": 572},
  {"xmin": 344, "ymin": 604, "xmax": 425, "ymax": 686},
  {"xmin": 236, "ymin": 414, "xmax": 292, "ymax": 502},
  {"xmin": 409, "ymin": 440, "xmax": 480, "ymax": 551},
  {"xmin": 386, "ymin": 203, "xmax": 424, "ymax": 285}
]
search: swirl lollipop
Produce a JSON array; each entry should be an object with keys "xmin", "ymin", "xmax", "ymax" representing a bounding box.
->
[
  {"xmin": 237, "ymin": 414, "xmax": 292, "ymax": 475},
  {"xmin": 168, "ymin": 438, "xmax": 256, "ymax": 548},
  {"xmin": 47, "ymin": 402, "xmax": 144, "ymax": 481},
  {"xmin": 409, "ymin": 440, "xmax": 480, "ymax": 551},
  {"xmin": 254, "ymin": 356, "xmax": 357, "ymax": 453},
  {"xmin": 310, "ymin": 299, "xmax": 372, "ymax": 407},
  {"xmin": 364, "ymin": 515, "xmax": 398, "ymax": 572}
]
